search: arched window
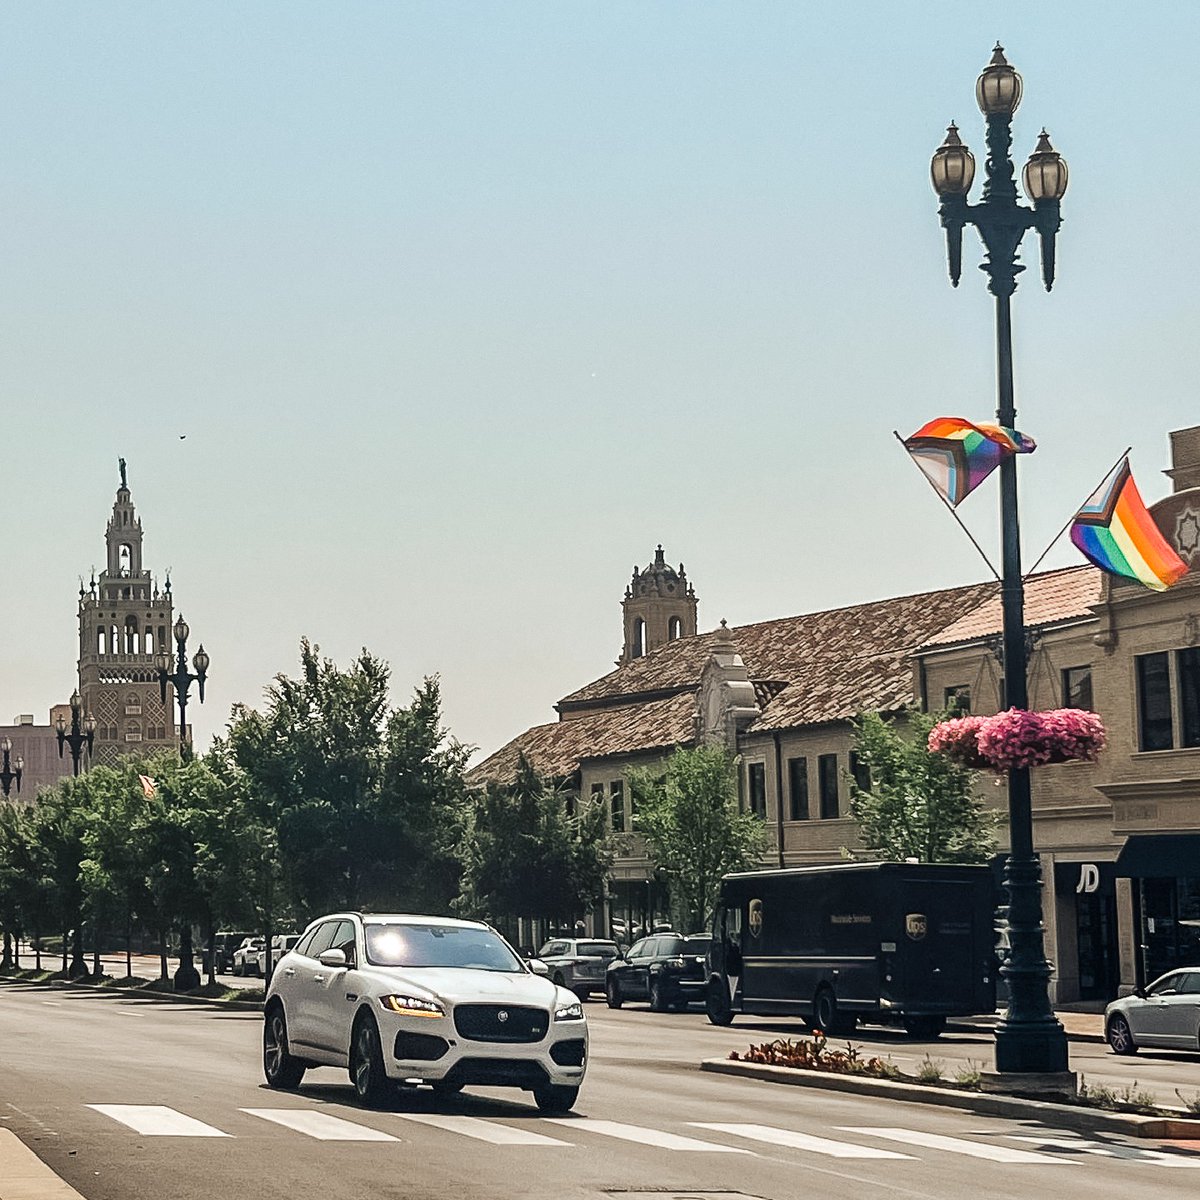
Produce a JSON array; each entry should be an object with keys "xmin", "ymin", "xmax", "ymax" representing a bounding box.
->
[
  {"xmin": 668, "ymin": 616, "xmax": 682, "ymax": 640},
  {"xmin": 632, "ymin": 618, "xmax": 645, "ymax": 659},
  {"xmin": 124, "ymin": 616, "xmax": 139, "ymax": 655},
  {"xmin": 97, "ymin": 627, "xmax": 107, "ymax": 656},
  {"xmin": 143, "ymin": 630, "xmax": 154, "ymax": 654},
  {"xmin": 118, "ymin": 544, "xmax": 132, "ymax": 576}
]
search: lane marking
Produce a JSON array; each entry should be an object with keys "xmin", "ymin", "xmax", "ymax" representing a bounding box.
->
[
  {"xmin": 542, "ymin": 1118, "xmax": 750, "ymax": 1153},
  {"xmin": 241, "ymin": 1108, "xmax": 398, "ymax": 1141},
  {"xmin": 41, "ymin": 1001, "xmax": 62, "ymax": 1007},
  {"xmin": 692, "ymin": 1122, "xmax": 914, "ymax": 1159},
  {"xmin": 394, "ymin": 1113, "xmax": 570, "ymax": 1146},
  {"xmin": 88, "ymin": 1105, "xmax": 230, "ymax": 1137},
  {"xmin": 839, "ymin": 1127, "xmax": 1077, "ymax": 1165},
  {"xmin": 1010, "ymin": 1135, "xmax": 1200, "ymax": 1167}
]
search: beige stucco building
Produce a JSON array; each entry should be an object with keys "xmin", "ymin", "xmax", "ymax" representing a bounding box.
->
[{"xmin": 471, "ymin": 426, "xmax": 1200, "ymax": 1004}]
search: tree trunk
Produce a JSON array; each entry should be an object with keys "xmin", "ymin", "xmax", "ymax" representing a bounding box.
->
[
  {"xmin": 158, "ymin": 928, "xmax": 168, "ymax": 982},
  {"xmin": 205, "ymin": 916, "xmax": 216, "ymax": 986},
  {"xmin": 34, "ymin": 921, "xmax": 41, "ymax": 971},
  {"xmin": 92, "ymin": 921, "xmax": 101, "ymax": 978},
  {"xmin": 61, "ymin": 924, "xmax": 68, "ymax": 974},
  {"xmin": 13, "ymin": 925, "xmax": 21, "ymax": 970},
  {"xmin": 125, "ymin": 909, "xmax": 132, "ymax": 979},
  {"xmin": 1, "ymin": 929, "xmax": 12, "ymax": 972}
]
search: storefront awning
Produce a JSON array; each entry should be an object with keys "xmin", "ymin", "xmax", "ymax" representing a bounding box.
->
[{"xmin": 1116, "ymin": 834, "xmax": 1200, "ymax": 879}]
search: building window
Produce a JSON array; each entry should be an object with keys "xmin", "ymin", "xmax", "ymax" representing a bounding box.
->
[
  {"xmin": 1137, "ymin": 652, "xmax": 1174, "ymax": 751},
  {"xmin": 668, "ymin": 616, "xmax": 682, "ymax": 640},
  {"xmin": 818, "ymin": 754, "xmax": 839, "ymax": 819},
  {"xmin": 943, "ymin": 685, "xmax": 971, "ymax": 714},
  {"xmin": 1061, "ymin": 665, "xmax": 1093, "ymax": 712},
  {"xmin": 632, "ymin": 618, "xmax": 645, "ymax": 659},
  {"xmin": 849, "ymin": 750, "xmax": 871, "ymax": 795},
  {"xmin": 787, "ymin": 757, "xmax": 808, "ymax": 821},
  {"xmin": 1180, "ymin": 648, "xmax": 1200, "ymax": 749},
  {"xmin": 747, "ymin": 762, "xmax": 766, "ymax": 819},
  {"xmin": 610, "ymin": 781, "xmax": 625, "ymax": 833}
]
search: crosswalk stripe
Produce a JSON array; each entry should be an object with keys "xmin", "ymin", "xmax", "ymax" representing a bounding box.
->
[
  {"xmin": 542, "ymin": 1118, "xmax": 750, "ymax": 1153},
  {"xmin": 1009, "ymin": 1135, "xmax": 1200, "ymax": 1168},
  {"xmin": 692, "ymin": 1122, "xmax": 914, "ymax": 1159},
  {"xmin": 89, "ymin": 1105, "xmax": 230, "ymax": 1137},
  {"xmin": 394, "ymin": 1114, "xmax": 570, "ymax": 1146},
  {"xmin": 839, "ymin": 1127, "xmax": 1078, "ymax": 1165},
  {"xmin": 241, "ymin": 1108, "xmax": 398, "ymax": 1141}
]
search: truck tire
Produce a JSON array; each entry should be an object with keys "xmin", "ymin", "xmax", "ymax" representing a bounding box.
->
[
  {"xmin": 812, "ymin": 987, "xmax": 854, "ymax": 1036},
  {"xmin": 705, "ymin": 979, "xmax": 734, "ymax": 1026},
  {"xmin": 903, "ymin": 1016, "xmax": 946, "ymax": 1039}
]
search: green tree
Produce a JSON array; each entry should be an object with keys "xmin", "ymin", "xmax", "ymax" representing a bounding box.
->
[
  {"xmin": 224, "ymin": 640, "xmax": 472, "ymax": 924},
  {"xmin": 29, "ymin": 781, "xmax": 91, "ymax": 977},
  {"xmin": 628, "ymin": 745, "xmax": 766, "ymax": 933},
  {"xmin": 456, "ymin": 755, "xmax": 611, "ymax": 931},
  {"xmin": 848, "ymin": 709, "xmax": 997, "ymax": 864}
]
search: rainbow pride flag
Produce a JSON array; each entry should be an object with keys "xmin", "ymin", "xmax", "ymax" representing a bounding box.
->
[
  {"xmin": 903, "ymin": 417, "xmax": 1036, "ymax": 506},
  {"xmin": 1070, "ymin": 457, "xmax": 1187, "ymax": 591}
]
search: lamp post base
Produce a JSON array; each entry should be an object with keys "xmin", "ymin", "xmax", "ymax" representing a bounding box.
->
[
  {"xmin": 980, "ymin": 1069, "xmax": 1077, "ymax": 1098},
  {"xmin": 994, "ymin": 1018, "xmax": 1070, "ymax": 1074}
]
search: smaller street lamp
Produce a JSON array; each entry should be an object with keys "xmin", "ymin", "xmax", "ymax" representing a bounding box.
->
[
  {"xmin": 56, "ymin": 690, "xmax": 96, "ymax": 776},
  {"xmin": 156, "ymin": 614, "xmax": 209, "ymax": 757},
  {"xmin": 0, "ymin": 737, "xmax": 23, "ymax": 798}
]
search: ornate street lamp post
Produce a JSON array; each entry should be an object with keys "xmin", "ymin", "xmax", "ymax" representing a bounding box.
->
[
  {"xmin": 0, "ymin": 737, "xmax": 23, "ymax": 798},
  {"xmin": 154, "ymin": 615, "xmax": 209, "ymax": 990},
  {"xmin": 930, "ymin": 44, "xmax": 1071, "ymax": 1079},
  {"xmin": 56, "ymin": 690, "xmax": 96, "ymax": 776},
  {"xmin": 155, "ymin": 614, "xmax": 209, "ymax": 758}
]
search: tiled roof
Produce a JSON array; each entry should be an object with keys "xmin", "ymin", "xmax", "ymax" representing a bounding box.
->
[
  {"xmin": 558, "ymin": 581, "xmax": 996, "ymax": 716},
  {"xmin": 918, "ymin": 565, "xmax": 1101, "ymax": 650},
  {"xmin": 467, "ymin": 692, "xmax": 697, "ymax": 787}
]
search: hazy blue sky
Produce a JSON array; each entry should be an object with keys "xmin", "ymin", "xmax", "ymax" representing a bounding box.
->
[{"xmin": 2, "ymin": 3, "xmax": 1196, "ymax": 760}]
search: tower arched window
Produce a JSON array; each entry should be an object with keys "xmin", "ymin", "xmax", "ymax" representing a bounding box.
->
[
  {"xmin": 118, "ymin": 543, "xmax": 132, "ymax": 575},
  {"xmin": 668, "ymin": 616, "xmax": 682, "ymax": 640},
  {"xmin": 632, "ymin": 618, "xmax": 645, "ymax": 659},
  {"xmin": 124, "ymin": 616, "xmax": 139, "ymax": 655},
  {"xmin": 97, "ymin": 627, "xmax": 107, "ymax": 656}
]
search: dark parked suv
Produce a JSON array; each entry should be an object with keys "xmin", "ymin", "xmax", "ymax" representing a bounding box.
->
[
  {"xmin": 605, "ymin": 933, "xmax": 712, "ymax": 1012},
  {"xmin": 209, "ymin": 931, "xmax": 253, "ymax": 975}
]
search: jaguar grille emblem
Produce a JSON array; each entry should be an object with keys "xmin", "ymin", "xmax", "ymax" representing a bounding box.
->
[{"xmin": 497, "ymin": 1009, "xmax": 509, "ymax": 1023}]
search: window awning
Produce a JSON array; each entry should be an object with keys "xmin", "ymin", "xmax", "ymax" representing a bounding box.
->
[{"xmin": 1116, "ymin": 834, "xmax": 1200, "ymax": 879}]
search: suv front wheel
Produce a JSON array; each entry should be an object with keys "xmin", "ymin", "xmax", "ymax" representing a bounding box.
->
[
  {"xmin": 351, "ymin": 1013, "xmax": 391, "ymax": 1107},
  {"xmin": 263, "ymin": 1006, "xmax": 305, "ymax": 1090},
  {"xmin": 533, "ymin": 1083, "xmax": 579, "ymax": 1114}
]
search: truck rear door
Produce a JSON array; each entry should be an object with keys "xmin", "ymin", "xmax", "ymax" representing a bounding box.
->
[{"xmin": 899, "ymin": 880, "xmax": 978, "ymax": 1012}]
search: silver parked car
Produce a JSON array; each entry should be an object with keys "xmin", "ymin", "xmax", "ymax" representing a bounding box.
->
[
  {"xmin": 1105, "ymin": 967, "xmax": 1200, "ymax": 1054},
  {"xmin": 537, "ymin": 938, "xmax": 621, "ymax": 1000}
]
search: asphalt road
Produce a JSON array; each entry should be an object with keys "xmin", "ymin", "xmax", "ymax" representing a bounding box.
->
[{"xmin": 2, "ymin": 981, "xmax": 1199, "ymax": 1200}]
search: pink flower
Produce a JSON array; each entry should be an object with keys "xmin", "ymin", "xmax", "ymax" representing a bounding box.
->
[{"xmin": 929, "ymin": 708, "xmax": 1106, "ymax": 771}]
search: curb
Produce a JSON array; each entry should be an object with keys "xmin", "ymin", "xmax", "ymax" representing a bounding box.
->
[
  {"xmin": 0, "ymin": 975, "xmax": 263, "ymax": 1012},
  {"xmin": 948, "ymin": 1019, "xmax": 1106, "ymax": 1045},
  {"xmin": 701, "ymin": 1058, "xmax": 1200, "ymax": 1139},
  {"xmin": 0, "ymin": 1127, "xmax": 86, "ymax": 1200}
]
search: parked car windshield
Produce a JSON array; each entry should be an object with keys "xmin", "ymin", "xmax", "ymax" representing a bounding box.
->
[
  {"xmin": 364, "ymin": 923, "xmax": 523, "ymax": 972},
  {"xmin": 657, "ymin": 936, "xmax": 686, "ymax": 955},
  {"xmin": 577, "ymin": 942, "xmax": 619, "ymax": 959}
]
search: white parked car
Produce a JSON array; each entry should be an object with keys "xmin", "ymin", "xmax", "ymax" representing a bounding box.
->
[
  {"xmin": 262, "ymin": 912, "xmax": 587, "ymax": 1112},
  {"xmin": 1105, "ymin": 967, "xmax": 1200, "ymax": 1054},
  {"xmin": 232, "ymin": 937, "xmax": 264, "ymax": 977},
  {"xmin": 257, "ymin": 934, "xmax": 301, "ymax": 981}
]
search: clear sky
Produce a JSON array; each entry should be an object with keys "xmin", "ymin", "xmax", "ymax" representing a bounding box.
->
[{"xmin": 1, "ymin": 3, "xmax": 1196, "ymax": 762}]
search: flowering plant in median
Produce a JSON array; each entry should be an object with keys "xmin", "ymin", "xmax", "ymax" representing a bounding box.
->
[
  {"xmin": 928, "ymin": 707, "xmax": 1106, "ymax": 772},
  {"xmin": 729, "ymin": 1032, "xmax": 890, "ymax": 1077}
]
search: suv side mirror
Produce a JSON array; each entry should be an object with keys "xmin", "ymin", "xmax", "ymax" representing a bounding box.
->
[
  {"xmin": 1133, "ymin": 985, "xmax": 1146, "ymax": 999},
  {"xmin": 318, "ymin": 949, "xmax": 348, "ymax": 970},
  {"xmin": 528, "ymin": 958, "xmax": 550, "ymax": 977}
]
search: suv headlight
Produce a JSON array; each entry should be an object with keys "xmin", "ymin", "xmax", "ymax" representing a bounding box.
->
[
  {"xmin": 554, "ymin": 1000, "xmax": 584, "ymax": 1022},
  {"xmin": 380, "ymin": 994, "xmax": 444, "ymax": 1018}
]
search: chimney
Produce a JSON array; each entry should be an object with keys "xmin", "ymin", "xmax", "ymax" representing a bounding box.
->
[{"xmin": 1166, "ymin": 425, "xmax": 1200, "ymax": 493}]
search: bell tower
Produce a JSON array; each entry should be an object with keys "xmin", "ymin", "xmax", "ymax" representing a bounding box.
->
[
  {"xmin": 620, "ymin": 545, "xmax": 698, "ymax": 663},
  {"xmin": 77, "ymin": 461, "xmax": 176, "ymax": 765}
]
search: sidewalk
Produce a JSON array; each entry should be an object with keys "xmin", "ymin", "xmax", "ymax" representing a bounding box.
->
[{"xmin": 950, "ymin": 1008, "xmax": 1106, "ymax": 1043}]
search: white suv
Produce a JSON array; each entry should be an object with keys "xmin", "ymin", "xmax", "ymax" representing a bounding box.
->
[{"xmin": 262, "ymin": 913, "xmax": 587, "ymax": 1113}]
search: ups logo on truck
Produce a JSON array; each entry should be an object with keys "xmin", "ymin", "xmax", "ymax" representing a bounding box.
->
[
  {"xmin": 748, "ymin": 898, "xmax": 764, "ymax": 938},
  {"xmin": 905, "ymin": 913, "xmax": 928, "ymax": 941}
]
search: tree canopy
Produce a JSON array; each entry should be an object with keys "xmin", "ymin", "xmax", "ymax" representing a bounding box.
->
[
  {"xmin": 628, "ymin": 745, "xmax": 765, "ymax": 934},
  {"xmin": 848, "ymin": 708, "xmax": 997, "ymax": 864}
]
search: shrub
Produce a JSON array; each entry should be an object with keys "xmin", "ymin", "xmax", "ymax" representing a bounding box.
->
[{"xmin": 915, "ymin": 1055, "xmax": 944, "ymax": 1084}]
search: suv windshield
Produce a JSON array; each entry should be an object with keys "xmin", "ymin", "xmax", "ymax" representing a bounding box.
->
[
  {"xmin": 657, "ymin": 936, "xmax": 686, "ymax": 955},
  {"xmin": 365, "ymin": 923, "xmax": 522, "ymax": 972},
  {"xmin": 684, "ymin": 935, "xmax": 711, "ymax": 953},
  {"xmin": 577, "ymin": 942, "xmax": 618, "ymax": 958}
]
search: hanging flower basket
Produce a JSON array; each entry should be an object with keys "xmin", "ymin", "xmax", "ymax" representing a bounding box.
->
[
  {"xmin": 926, "ymin": 715, "xmax": 990, "ymax": 769},
  {"xmin": 928, "ymin": 707, "xmax": 1106, "ymax": 772}
]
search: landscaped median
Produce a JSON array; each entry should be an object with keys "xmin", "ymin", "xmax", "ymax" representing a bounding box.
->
[
  {"xmin": 701, "ymin": 1034, "xmax": 1200, "ymax": 1140},
  {"xmin": 0, "ymin": 967, "xmax": 264, "ymax": 1010}
]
